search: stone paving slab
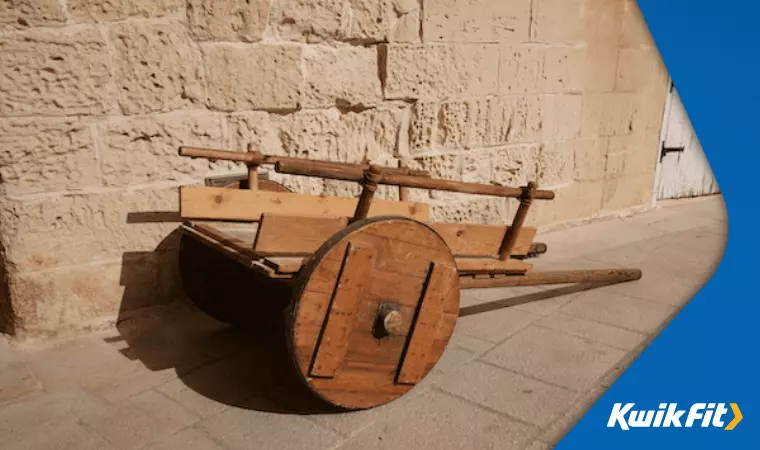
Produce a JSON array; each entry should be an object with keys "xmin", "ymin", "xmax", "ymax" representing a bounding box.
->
[{"xmin": 0, "ymin": 195, "xmax": 727, "ymax": 450}]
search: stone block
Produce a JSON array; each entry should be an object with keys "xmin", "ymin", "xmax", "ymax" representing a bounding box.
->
[
  {"xmin": 616, "ymin": 48, "xmax": 668, "ymax": 92},
  {"xmin": 343, "ymin": 390, "xmax": 536, "ymax": 450},
  {"xmin": 80, "ymin": 390, "xmax": 199, "ymax": 450},
  {"xmin": 530, "ymin": 0, "xmax": 584, "ymax": 42},
  {"xmin": 580, "ymin": 0, "xmax": 624, "ymax": 45},
  {"xmin": 500, "ymin": 45, "xmax": 543, "ymax": 94},
  {"xmin": 100, "ymin": 111, "xmax": 227, "ymax": 186},
  {"xmin": 538, "ymin": 141, "xmax": 574, "ymax": 187},
  {"xmin": 0, "ymin": 27, "xmax": 115, "ymax": 116},
  {"xmin": 198, "ymin": 405, "xmax": 341, "ymax": 450},
  {"xmin": 68, "ymin": 0, "xmax": 184, "ymax": 22},
  {"xmin": 143, "ymin": 427, "xmax": 224, "ymax": 450},
  {"xmin": 559, "ymin": 289, "xmax": 676, "ymax": 334},
  {"xmin": 581, "ymin": 45, "xmax": 619, "ymax": 93},
  {"xmin": 541, "ymin": 47, "xmax": 585, "ymax": 93},
  {"xmin": 0, "ymin": 117, "xmax": 100, "ymax": 196},
  {"xmin": 8, "ymin": 254, "xmax": 164, "ymax": 335},
  {"xmin": 492, "ymin": 145, "xmax": 540, "ymax": 187},
  {"xmin": 109, "ymin": 20, "xmax": 205, "ymax": 114},
  {"xmin": 0, "ymin": 188, "xmax": 178, "ymax": 272},
  {"xmin": 0, "ymin": 389, "xmax": 106, "ymax": 437},
  {"xmin": 8, "ymin": 419, "xmax": 111, "ymax": 450},
  {"xmin": 481, "ymin": 325, "xmax": 627, "ymax": 391},
  {"xmin": 621, "ymin": 0, "xmax": 655, "ymax": 48},
  {"xmin": 535, "ymin": 313, "xmax": 647, "ymax": 351},
  {"xmin": 273, "ymin": 0, "xmax": 395, "ymax": 43},
  {"xmin": 422, "ymin": 0, "xmax": 531, "ymax": 42},
  {"xmin": 600, "ymin": 92, "xmax": 637, "ymax": 137},
  {"xmin": 541, "ymin": 94, "xmax": 582, "ymax": 141},
  {"xmin": 631, "ymin": 85, "xmax": 669, "ymax": 132},
  {"xmin": 602, "ymin": 171, "xmax": 655, "ymax": 211},
  {"xmin": 573, "ymin": 137, "xmax": 608, "ymax": 181},
  {"xmin": 455, "ymin": 306, "xmax": 541, "ymax": 343},
  {"xmin": 462, "ymin": 151, "xmax": 492, "ymax": 184},
  {"xmin": 187, "ymin": 0, "xmax": 269, "ymax": 42},
  {"xmin": 528, "ymin": 180, "xmax": 604, "ymax": 226},
  {"xmin": 430, "ymin": 197, "xmax": 509, "ymax": 225},
  {"xmin": 437, "ymin": 361, "xmax": 577, "ymax": 427},
  {"xmin": 303, "ymin": 45, "xmax": 382, "ymax": 108},
  {"xmin": 0, "ymin": 0, "xmax": 66, "ymax": 27},
  {"xmin": 204, "ymin": 44, "xmax": 302, "ymax": 111},
  {"xmin": 384, "ymin": 44, "xmax": 499, "ymax": 100},
  {"xmin": 227, "ymin": 108, "xmax": 402, "ymax": 163},
  {"xmin": 606, "ymin": 132, "xmax": 659, "ymax": 178},
  {"xmin": 389, "ymin": 5, "xmax": 420, "ymax": 43}
]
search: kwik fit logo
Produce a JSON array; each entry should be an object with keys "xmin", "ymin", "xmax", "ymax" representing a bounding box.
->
[{"xmin": 608, "ymin": 403, "xmax": 743, "ymax": 431}]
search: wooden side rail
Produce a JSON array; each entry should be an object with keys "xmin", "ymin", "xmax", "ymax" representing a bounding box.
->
[
  {"xmin": 274, "ymin": 160, "xmax": 555, "ymax": 201},
  {"xmin": 179, "ymin": 146, "xmax": 430, "ymax": 178}
]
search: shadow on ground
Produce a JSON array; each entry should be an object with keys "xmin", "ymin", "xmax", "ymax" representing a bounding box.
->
[{"xmin": 113, "ymin": 211, "xmax": 620, "ymax": 417}]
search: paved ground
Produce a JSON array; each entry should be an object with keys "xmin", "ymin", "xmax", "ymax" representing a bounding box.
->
[{"xmin": 0, "ymin": 195, "xmax": 726, "ymax": 450}]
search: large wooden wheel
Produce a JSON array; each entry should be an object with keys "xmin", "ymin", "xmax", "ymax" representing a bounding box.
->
[{"xmin": 286, "ymin": 216, "xmax": 460, "ymax": 410}]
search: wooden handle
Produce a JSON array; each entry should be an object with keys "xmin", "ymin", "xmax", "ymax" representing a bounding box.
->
[
  {"xmin": 460, "ymin": 268, "xmax": 643, "ymax": 289},
  {"xmin": 179, "ymin": 146, "xmax": 430, "ymax": 177},
  {"xmin": 276, "ymin": 159, "xmax": 556, "ymax": 200}
]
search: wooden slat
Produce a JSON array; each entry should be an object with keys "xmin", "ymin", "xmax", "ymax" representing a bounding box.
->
[
  {"xmin": 455, "ymin": 258, "xmax": 532, "ymax": 275},
  {"xmin": 429, "ymin": 223, "xmax": 536, "ymax": 257},
  {"xmin": 310, "ymin": 243, "xmax": 376, "ymax": 378},
  {"xmin": 254, "ymin": 214, "xmax": 348, "ymax": 254},
  {"xmin": 396, "ymin": 262, "xmax": 458, "ymax": 385},
  {"xmin": 262, "ymin": 256, "xmax": 306, "ymax": 274},
  {"xmin": 180, "ymin": 186, "xmax": 430, "ymax": 222}
]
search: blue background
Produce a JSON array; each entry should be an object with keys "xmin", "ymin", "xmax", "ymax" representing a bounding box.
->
[{"xmin": 557, "ymin": 1, "xmax": 758, "ymax": 449}]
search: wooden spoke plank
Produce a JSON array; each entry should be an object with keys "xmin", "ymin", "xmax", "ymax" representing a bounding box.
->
[
  {"xmin": 310, "ymin": 243, "xmax": 376, "ymax": 378},
  {"xmin": 396, "ymin": 262, "xmax": 458, "ymax": 385},
  {"xmin": 180, "ymin": 186, "xmax": 430, "ymax": 222}
]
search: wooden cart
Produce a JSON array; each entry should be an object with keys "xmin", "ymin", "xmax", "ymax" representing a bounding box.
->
[{"xmin": 176, "ymin": 146, "xmax": 642, "ymax": 411}]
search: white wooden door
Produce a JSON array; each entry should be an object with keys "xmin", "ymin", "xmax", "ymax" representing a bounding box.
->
[{"xmin": 655, "ymin": 81, "xmax": 720, "ymax": 200}]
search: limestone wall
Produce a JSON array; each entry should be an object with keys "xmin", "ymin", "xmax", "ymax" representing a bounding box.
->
[{"xmin": 0, "ymin": 0, "xmax": 669, "ymax": 338}]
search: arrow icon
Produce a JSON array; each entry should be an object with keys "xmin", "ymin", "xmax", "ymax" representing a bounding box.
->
[{"xmin": 725, "ymin": 403, "xmax": 743, "ymax": 430}]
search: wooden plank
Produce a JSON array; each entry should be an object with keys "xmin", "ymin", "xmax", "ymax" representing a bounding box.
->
[
  {"xmin": 310, "ymin": 243, "xmax": 376, "ymax": 378},
  {"xmin": 262, "ymin": 256, "xmax": 306, "ymax": 274},
  {"xmin": 396, "ymin": 262, "xmax": 458, "ymax": 385},
  {"xmin": 455, "ymin": 258, "xmax": 532, "ymax": 275},
  {"xmin": 180, "ymin": 186, "xmax": 430, "ymax": 222},
  {"xmin": 254, "ymin": 214, "xmax": 348, "ymax": 254},
  {"xmin": 429, "ymin": 223, "xmax": 536, "ymax": 257}
]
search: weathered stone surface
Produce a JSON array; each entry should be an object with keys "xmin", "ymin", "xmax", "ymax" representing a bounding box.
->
[
  {"xmin": 101, "ymin": 111, "xmax": 227, "ymax": 186},
  {"xmin": 0, "ymin": 189, "xmax": 178, "ymax": 272},
  {"xmin": 384, "ymin": 44, "xmax": 499, "ymax": 100},
  {"xmin": 389, "ymin": 4, "xmax": 420, "ymax": 43},
  {"xmin": 541, "ymin": 47, "xmax": 585, "ymax": 93},
  {"xmin": 574, "ymin": 138, "xmax": 608, "ymax": 181},
  {"xmin": 0, "ymin": 118, "xmax": 100, "ymax": 196},
  {"xmin": 616, "ymin": 48, "xmax": 668, "ymax": 92},
  {"xmin": 541, "ymin": 94, "xmax": 582, "ymax": 141},
  {"xmin": 0, "ymin": 27, "xmax": 115, "ymax": 116},
  {"xmin": 407, "ymin": 154, "xmax": 461, "ymax": 180},
  {"xmin": 304, "ymin": 45, "xmax": 382, "ymax": 108},
  {"xmin": 110, "ymin": 20, "xmax": 205, "ymax": 114},
  {"xmin": 8, "ymin": 255, "xmax": 164, "ymax": 335},
  {"xmin": 500, "ymin": 45, "xmax": 543, "ymax": 94},
  {"xmin": 0, "ymin": 0, "xmax": 66, "ymax": 27},
  {"xmin": 598, "ymin": 92, "xmax": 637, "ymax": 137},
  {"xmin": 530, "ymin": 0, "xmax": 584, "ymax": 42},
  {"xmin": 422, "ymin": 0, "xmax": 530, "ymax": 42},
  {"xmin": 430, "ymin": 197, "xmax": 508, "ymax": 225},
  {"xmin": 621, "ymin": 0, "xmax": 655, "ymax": 49},
  {"xmin": 227, "ymin": 107, "xmax": 403, "ymax": 163},
  {"xmin": 581, "ymin": 0, "xmax": 624, "ymax": 46},
  {"xmin": 538, "ymin": 141, "xmax": 574, "ymax": 187},
  {"xmin": 581, "ymin": 45, "xmax": 618, "ymax": 93},
  {"xmin": 273, "ymin": 0, "xmax": 395, "ymax": 43},
  {"xmin": 602, "ymin": 171, "xmax": 655, "ymax": 211},
  {"xmin": 408, "ymin": 96, "xmax": 542, "ymax": 152},
  {"xmin": 606, "ymin": 132, "xmax": 659, "ymax": 178},
  {"xmin": 187, "ymin": 0, "xmax": 269, "ymax": 42},
  {"xmin": 529, "ymin": 180, "xmax": 605, "ymax": 226},
  {"xmin": 68, "ymin": 0, "xmax": 184, "ymax": 22},
  {"xmin": 631, "ymin": 85, "xmax": 668, "ymax": 132},
  {"xmin": 492, "ymin": 145, "xmax": 540, "ymax": 187},
  {"xmin": 204, "ymin": 44, "xmax": 302, "ymax": 111}
]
